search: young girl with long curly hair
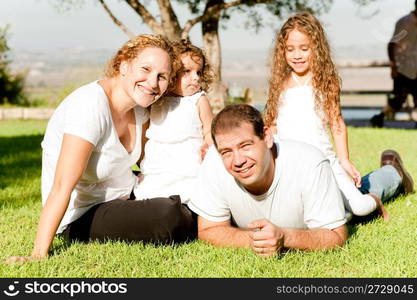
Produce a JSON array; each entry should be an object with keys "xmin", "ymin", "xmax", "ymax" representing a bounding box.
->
[{"xmin": 264, "ymin": 12, "xmax": 389, "ymax": 220}]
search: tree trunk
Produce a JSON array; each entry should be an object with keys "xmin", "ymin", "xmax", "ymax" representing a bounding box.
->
[
  {"xmin": 157, "ymin": 0, "xmax": 182, "ymax": 41},
  {"xmin": 202, "ymin": 0, "xmax": 225, "ymax": 113}
]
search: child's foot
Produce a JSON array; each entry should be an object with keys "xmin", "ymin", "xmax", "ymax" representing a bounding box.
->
[{"xmin": 369, "ymin": 193, "xmax": 390, "ymax": 222}]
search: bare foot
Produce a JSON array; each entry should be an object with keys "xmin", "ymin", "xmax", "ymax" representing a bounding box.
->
[
  {"xmin": 5, "ymin": 256, "xmax": 40, "ymax": 264},
  {"xmin": 369, "ymin": 194, "xmax": 390, "ymax": 221}
]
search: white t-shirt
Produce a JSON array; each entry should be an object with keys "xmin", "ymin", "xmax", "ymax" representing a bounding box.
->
[
  {"xmin": 41, "ymin": 81, "xmax": 148, "ymax": 234},
  {"xmin": 391, "ymin": 12, "xmax": 417, "ymax": 79},
  {"xmin": 188, "ymin": 140, "xmax": 346, "ymax": 230}
]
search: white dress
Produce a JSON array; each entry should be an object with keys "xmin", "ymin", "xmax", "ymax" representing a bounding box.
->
[
  {"xmin": 134, "ymin": 91, "xmax": 205, "ymax": 203},
  {"xmin": 275, "ymin": 74, "xmax": 377, "ymax": 217}
]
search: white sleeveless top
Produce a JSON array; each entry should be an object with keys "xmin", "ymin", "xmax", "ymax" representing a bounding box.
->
[
  {"xmin": 135, "ymin": 91, "xmax": 205, "ymax": 202},
  {"xmin": 145, "ymin": 91, "xmax": 204, "ymax": 143},
  {"xmin": 275, "ymin": 75, "xmax": 335, "ymax": 159}
]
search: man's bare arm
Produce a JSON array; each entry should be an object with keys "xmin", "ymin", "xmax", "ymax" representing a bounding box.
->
[
  {"xmin": 281, "ymin": 224, "xmax": 348, "ymax": 251},
  {"xmin": 388, "ymin": 42, "xmax": 398, "ymax": 78},
  {"xmin": 197, "ymin": 216, "xmax": 252, "ymax": 248},
  {"xmin": 199, "ymin": 216, "xmax": 348, "ymax": 256}
]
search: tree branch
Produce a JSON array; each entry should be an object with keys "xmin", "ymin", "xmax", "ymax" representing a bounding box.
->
[
  {"xmin": 182, "ymin": 15, "xmax": 204, "ymax": 39},
  {"xmin": 222, "ymin": 0, "xmax": 274, "ymax": 10},
  {"xmin": 124, "ymin": 0, "xmax": 164, "ymax": 34},
  {"xmin": 98, "ymin": 0, "xmax": 135, "ymax": 38},
  {"xmin": 182, "ymin": 0, "xmax": 273, "ymax": 38},
  {"xmin": 156, "ymin": 0, "xmax": 182, "ymax": 36}
]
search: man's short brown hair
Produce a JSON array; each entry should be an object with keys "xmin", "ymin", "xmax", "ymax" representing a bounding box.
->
[{"xmin": 211, "ymin": 104, "xmax": 265, "ymax": 148}]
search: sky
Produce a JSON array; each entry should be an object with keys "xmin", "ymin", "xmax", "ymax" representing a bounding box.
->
[{"xmin": 0, "ymin": 0, "xmax": 415, "ymax": 60}]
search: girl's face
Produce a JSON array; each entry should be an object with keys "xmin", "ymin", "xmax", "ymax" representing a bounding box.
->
[
  {"xmin": 120, "ymin": 47, "xmax": 171, "ymax": 107},
  {"xmin": 172, "ymin": 53, "xmax": 203, "ymax": 97},
  {"xmin": 284, "ymin": 29, "xmax": 312, "ymax": 77}
]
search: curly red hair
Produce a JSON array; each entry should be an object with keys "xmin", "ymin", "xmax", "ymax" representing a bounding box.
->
[{"xmin": 105, "ymin": 34, "xmax": 180, "ymax": 87}]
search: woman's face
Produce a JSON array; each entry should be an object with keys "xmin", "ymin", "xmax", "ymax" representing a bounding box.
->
[
  {"xmin": 120, "ymin": 47, "xmax": 172, "ymax": 107},
  {"xmin": 284, "ymin": 29, "xmax": 312, "ymax": 77}
]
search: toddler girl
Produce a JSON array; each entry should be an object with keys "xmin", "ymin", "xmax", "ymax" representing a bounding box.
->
[
  {"xmin": 134, "ymin": 39, "xmax": 213, "ymax": 203},
  {"xmin": 264, "ymin": 12, "xmax": 389, "ymax": 220}
]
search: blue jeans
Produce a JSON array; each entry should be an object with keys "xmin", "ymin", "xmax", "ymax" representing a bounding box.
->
[{"xmin": 359, "ymin": 165, "xmax": 403, "ymax": 202}]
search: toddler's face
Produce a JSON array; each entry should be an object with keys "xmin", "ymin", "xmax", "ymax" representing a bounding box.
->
[
  {"xmin": 284, "ymin": 29, "xmax": 312, "ymax": 77},
  {"xmin": 172, "ymin": 53, "xmax": 203, "ymax": 96}
]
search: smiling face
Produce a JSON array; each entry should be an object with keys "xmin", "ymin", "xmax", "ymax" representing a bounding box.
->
[
  {"xmin": 172, "ymin": 53, "xmax": 203, "ymax": 97},
  {"xmin": 120, "ymin": 47, "xmax": 172, "ymax": 107},
  {"xmin": 285, "ymin": 29, "xmax": 312, "ymax": 77},
  {"xmin": 215, "ymin": 122, "xmax": 275, "ymax": 195}
]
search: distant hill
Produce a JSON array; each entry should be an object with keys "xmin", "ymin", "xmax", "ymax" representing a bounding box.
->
[{"xmin": 9, "ymin": 46, "xmax": 391, "ymax": 103}]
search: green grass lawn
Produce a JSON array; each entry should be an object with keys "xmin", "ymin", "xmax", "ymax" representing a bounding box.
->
[{"xmin": 0, "ymin": 120, "xmax": 416, "ymax": 277}]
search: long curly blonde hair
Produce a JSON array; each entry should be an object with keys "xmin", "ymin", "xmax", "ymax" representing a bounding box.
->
[{"xmin": 264, "ymin": 12, "xmax": 341, "ymax": 128}]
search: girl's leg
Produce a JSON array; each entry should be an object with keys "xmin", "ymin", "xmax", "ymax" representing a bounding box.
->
[
  {"xmin": 62, "ymin": 195, "xmax": 197, "ymax": 244},
  {"xmin": 331, "ymin": 158, "xmax": 378, "ymax": 217}
]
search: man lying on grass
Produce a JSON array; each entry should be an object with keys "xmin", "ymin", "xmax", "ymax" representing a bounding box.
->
[{"xmin": 188, "ymin": 104, "xmax": 413, "ymax": 257}]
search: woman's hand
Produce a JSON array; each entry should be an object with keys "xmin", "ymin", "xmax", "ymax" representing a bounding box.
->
[
  {"xmin": 5, "ymin": 255, "xmax": 45, "ymax": 264},
  {"xmin": 339, "ymin": 159, "xmax": 361, "ymax": 187},
  {"xmin": 199, "ymin": 142, "xmax": 209, "ymax": 162}
]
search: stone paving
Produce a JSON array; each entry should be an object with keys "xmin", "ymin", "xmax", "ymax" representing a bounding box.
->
[{"xmin": 0, "ymin": 108, "xmax": 54, "ymax": 120}]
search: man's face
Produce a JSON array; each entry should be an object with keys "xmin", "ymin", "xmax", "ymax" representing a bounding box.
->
[{"xmin": 215, "ymin": 122, "xmax": 275, "ymax": 195}]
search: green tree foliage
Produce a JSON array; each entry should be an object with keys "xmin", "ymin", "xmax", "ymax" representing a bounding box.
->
[{"xmin": 0, "ymin": 25, "xmax": 26, "ymax": 105}]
